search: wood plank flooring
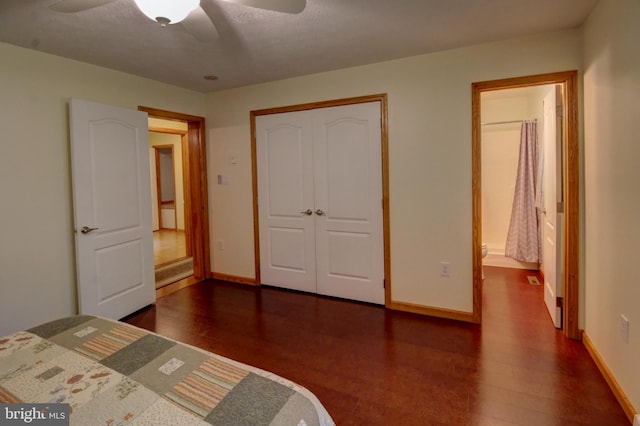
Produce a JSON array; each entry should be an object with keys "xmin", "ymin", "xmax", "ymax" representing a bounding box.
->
[
  {"xmin": 123, "ymin": 266, "xmax": 628, "ymax": 425},
  {"xmin": 153, "ymin": 229, "xmax": 186, "ymax": 266}
]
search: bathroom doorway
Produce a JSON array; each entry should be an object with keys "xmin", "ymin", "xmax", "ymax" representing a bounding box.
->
[
  {"xmin": 471, "ymin": 71, "xmax": 580, "ymax": 339},
  {"xmin": 480, "ymin": 86, "xmax": 552, "ymax": 270},
  {"xmin": 480, "ymin": 84, "xmax": 563, "ymax": 329}
]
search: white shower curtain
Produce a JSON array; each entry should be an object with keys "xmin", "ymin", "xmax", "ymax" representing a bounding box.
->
[{"xmin": 505, "ymin": 120, "xmax": 541, "ymax": 263}]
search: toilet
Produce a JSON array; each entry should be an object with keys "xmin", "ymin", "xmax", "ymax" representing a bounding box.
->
[{"xmin": 481, "ymin": 243, "xmax": 488, "ymax": 279}]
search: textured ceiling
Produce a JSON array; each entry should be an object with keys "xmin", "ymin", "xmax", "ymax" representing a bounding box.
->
[{"xmin": 0, "ymin": 0, "xmax": 598, "ymax": 93}]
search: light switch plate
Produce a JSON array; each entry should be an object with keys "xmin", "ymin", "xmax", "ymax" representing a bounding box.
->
[
  {"xmin": 620, "ymin": 314, "xmax": 629, "ymax": 343},
  {"xmin": 440, "ymin": 262, "xmax": 451, "ymax": 277}
]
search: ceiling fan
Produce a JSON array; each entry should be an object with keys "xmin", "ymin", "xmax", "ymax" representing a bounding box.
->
[{"xmin": 48, "ymin": 0, "xmax": 306, "ymax": 41}]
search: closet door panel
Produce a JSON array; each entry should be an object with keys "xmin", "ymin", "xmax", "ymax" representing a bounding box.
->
[
  {"xmin": 325, "ymin": 121, "xmax": 370, "ymax": 220},
  {"xmin": 256, "ymin": 112, "xmax": 316, "ymax": 292},
  {"xmin": 313, "ymin": 102, "xmax": 385, "ymax": 304},
  {"xmin": 327, "ymin": 231, "xmax": 371, "ymax": 279}
]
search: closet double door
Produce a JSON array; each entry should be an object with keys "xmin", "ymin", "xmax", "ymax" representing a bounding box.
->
[{"xmin": 256, "ymin": 101, "xmax": 384, "ymax": 305}]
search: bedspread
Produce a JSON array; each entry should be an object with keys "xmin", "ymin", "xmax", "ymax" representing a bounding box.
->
[{"xmin": 0, "ymin": 315, "xmax": 334, "ymax": 425}]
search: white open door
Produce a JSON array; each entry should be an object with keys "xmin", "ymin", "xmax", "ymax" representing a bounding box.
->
[
  {"xmin": 542, "ymin": 87, "xmax": 564, "ymax": 328},
  {"xmin": 70, "ymin": 98, "xmax": 155, "ymax": 319}
]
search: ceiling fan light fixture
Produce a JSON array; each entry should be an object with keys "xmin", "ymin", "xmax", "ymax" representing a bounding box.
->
[{"xmin": 134, "ymin": 0, "xmax": 200, "ymax": 26}]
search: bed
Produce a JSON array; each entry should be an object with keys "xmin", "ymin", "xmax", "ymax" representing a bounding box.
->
[{"xmin": 0, "ymin": 315, "xmax": 334, "ymax": 425}]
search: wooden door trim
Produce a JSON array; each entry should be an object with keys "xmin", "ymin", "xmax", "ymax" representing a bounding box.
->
[
  {"xmin": 471, "ymin": 71, "xmax": 580, "ymax": 339},
  {"xmin": 140, "ymin": 106, "xmax": 210, "ymax": 280},
  {"xmin": 153, "ymin": 147, "xmax": 163, "ymax": 229},
  {"xmin": 180, "ymin": 133, "xmax": 192, "ymax": 257},
  {"xmin": 153, "ymin": 144, "xmax": 176, "ymax": 230},
  {"xmin": 250, "ymin": 94, "xmax": 391, "ymax": 306}
]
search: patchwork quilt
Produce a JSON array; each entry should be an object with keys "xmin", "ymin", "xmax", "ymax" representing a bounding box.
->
[{"xmin": 0, "ymin": 316, "xmax": 334, "ymax": 425}]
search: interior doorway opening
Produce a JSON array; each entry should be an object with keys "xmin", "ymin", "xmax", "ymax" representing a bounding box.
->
[
  {"xmin": 149, "ymin": 128, "xmax": 192, "ymax": 289},
  {"xmin": 471, "ymin": 71, "xmax": 580, "ymax": 340},
  {"xmin": 140, "ymin": 107, "xmax": 210, "ymax": 292},
  {"xmin": 480, "ymin": 83, "xmax": 564, "ymax": 329}
]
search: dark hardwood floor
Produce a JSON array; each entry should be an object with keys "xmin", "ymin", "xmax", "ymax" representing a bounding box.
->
[{"xmin": 124, "ymin": 266, "xmax": 628, "ymax": 425}]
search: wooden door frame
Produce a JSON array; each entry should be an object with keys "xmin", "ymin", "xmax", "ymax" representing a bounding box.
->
[
  {"xmin": 153, "ymin": 145, "xmax": 177, "ymax": 230},
  {"xmin": 471, "ymin": 71, "xmax": 581, "ymax": 339},
  {"xmin": 140, "ymin": 107, "xmax": 210, "ymax": 281},
  {"xmin": 249, "ymin": 94, "xmax": 392, "ymax": 306}
]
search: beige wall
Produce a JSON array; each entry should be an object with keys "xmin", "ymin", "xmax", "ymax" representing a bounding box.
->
[
  {"xmin": 0, "ymin": 42, "xmax": 205, "ymax": 336},
  {"xmin": 583, "ymin": 0, "xmax": 640, "ymax": 413},
  {"xmin": 205, "ymin": 29, "xmax": 583, "ymax": 313},
  {"xmin": 208, "ymin": 125, "xmax": 256, "ymax": 278}
]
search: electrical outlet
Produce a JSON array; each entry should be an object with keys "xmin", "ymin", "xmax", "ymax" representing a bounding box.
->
[
  {"xmin": 620, "ymin": 314, "xmax": 629, "ymax": 343},
  {"xmin": 217, "ymin": 239, "xmax": 225, "ymax": 250},
  {"xmin": 440, "ymin": 261, "xmax": 451, "ymax": 277}
]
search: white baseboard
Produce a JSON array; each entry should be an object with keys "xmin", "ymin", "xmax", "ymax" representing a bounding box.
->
[
  {"xmin": 483, "ymin": 253, "xmax": 538, "ymax": 270},
  {"xmin": 633, "ymin": 414, "xmax": 640, "ymax": 426}
]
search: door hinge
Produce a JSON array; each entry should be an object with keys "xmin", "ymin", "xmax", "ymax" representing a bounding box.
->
[
  {"xmin": 383, "ymin": 279, "xmax": 386, "ymax": 289},
  {"xmin": 556, "ymin": 296, "xmax": 564, "ymax": 307},
  {"xmin": 557, "ymin": 201, "xmax": 564, "ymax": 213}
]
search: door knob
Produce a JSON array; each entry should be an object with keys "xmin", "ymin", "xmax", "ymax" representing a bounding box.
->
[
  {"xmin": 300, "ymin": 209, "xmax": 313, "ymax": 216},
  {"xmin": 80, "ymin": 226, "xmax": 99, "ymax": 234},
  {"xmin": 315, "ymin": 209, "xmax": 325, "ymax": 216}
]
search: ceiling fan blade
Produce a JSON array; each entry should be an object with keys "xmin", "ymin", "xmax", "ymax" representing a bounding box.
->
[
  {"xmin": 180, "ymin": 7, "xmax": 219, "ymax": 42},
  {"xmin": 221, "ymin": 0, "xmax": 306, "ymax": 14},
  {"xmin": 49, "ymin": 0, "xmax": 118, "ymax": 13}
]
